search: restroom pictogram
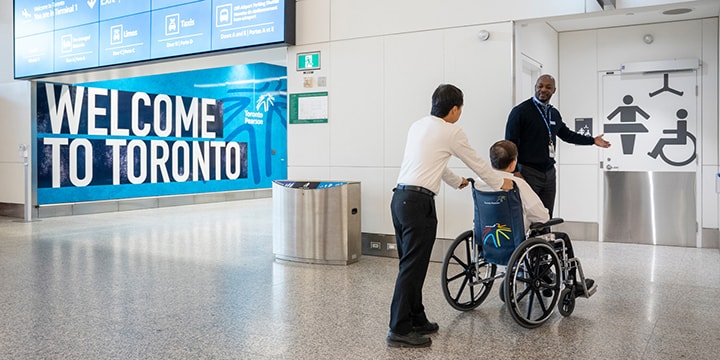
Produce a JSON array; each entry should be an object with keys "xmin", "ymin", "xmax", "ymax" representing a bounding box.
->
[
  {"xmin": 647, "ymin": 109, "xmax": 696, "ymax": 166},
  {"xmin": 649, "ymin": 73, "xmax": 684, "ymax": 97},
  {"xmin": 603, "ymin": 95, "xmax": 650, "ymax": 154}
]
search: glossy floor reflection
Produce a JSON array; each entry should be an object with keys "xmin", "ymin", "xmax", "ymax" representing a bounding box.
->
[{"xmin": 1, "ymin": 199, "xmax": 718, "ymax": 359}]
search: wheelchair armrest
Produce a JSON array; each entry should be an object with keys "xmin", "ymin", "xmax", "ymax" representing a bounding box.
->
[{"xmin": 529, "ymin": 217, "xmax": 564, "ymax": 231}]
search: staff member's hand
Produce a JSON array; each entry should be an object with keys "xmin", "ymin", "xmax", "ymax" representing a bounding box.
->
[
  {"xmin": 501, "ymin": 178, "xmax": 513, "ymax": 191},
  {"xmin": 594, "ymin": 134, "xmax": 611, "ymax": 148},
  {"xmin": 458, "ymin": 177, "xmax": 469, "ymax": 189}
]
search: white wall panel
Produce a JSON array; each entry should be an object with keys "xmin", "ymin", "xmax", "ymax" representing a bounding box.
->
[
  {"xmin": 295, "ymin": 0, "xmax": 330, "ymax": 45},
  {"xmin": 329, "ymin": 38, "xmax": 384, "ymax": 167},
  {"xmin": 0, "ymin": 82, "xmax": 31, "ymax": 203},
  {"xmin": 0, "ymin": 7, "xmax": 13, "ymax": 83},
  {"xmin": 702, "ymin": 165, "xmax": 719, "ymax": 228},
  {"xmin": 558, "ymin": 30, "xmax": 600, "ymax": 167},
  {"xmin": 287, "ymin": 166, "xmax": 330, "ymax": 180},
  {"xmin": 287, "ymin": 123, "xmax": 330, "ymax": 167},
  {"xmin": 556, "ymin": 164, "xmax": 599, "ymax": 222},
  {"xmin": 701, "ymin": 18, "xmax": 719, "ymax": 165},
  {"xmin": 0, "ymin": 164, "xmax": 25, "ymax": 203},
  {"xmin": 382, "ymin": 31, "xmax": 444, "ymax": 167},
  {"xmin": 444, "ymin": 23, "xmax": 513, "ymax": 170},
  {"xmin": 330, "ymin": 167, "xmax": 385, "ymax": 233},
  {"xmin": 330, "ymin": 0, "xmax": 585, "ymax": 41}
]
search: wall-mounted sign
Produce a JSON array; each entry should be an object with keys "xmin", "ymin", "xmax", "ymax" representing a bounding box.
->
[
  {"xmin": 601, "ymin": 71, "xmax": 697, "ymax": 171},
  {"xmin": 289, "ymin": 92, "xmax": 328, "ymax": 124},
  {"xmin": 574, "ymin": 118, "xmax": 593, "ymax": 138},
  {"xmin": 14, "ymin": 0, "xmax": 296, "ymax": 79},
  {"xmin": 33, "ymin": 63, "xmax": 289, "ymax": 205},
  {"xmin": 297, "ymin": 51, "xmax": 320, "ymax": 71}
]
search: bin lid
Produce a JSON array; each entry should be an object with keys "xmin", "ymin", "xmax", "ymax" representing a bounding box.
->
[{"xmin": 273, "ymin": 181, "xmax": 348, "ymax": 189}]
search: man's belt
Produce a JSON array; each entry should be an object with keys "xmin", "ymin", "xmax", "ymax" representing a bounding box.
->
[{"xmin": 395, "ymin": 184, "xmax": 435, "ymax": 197}]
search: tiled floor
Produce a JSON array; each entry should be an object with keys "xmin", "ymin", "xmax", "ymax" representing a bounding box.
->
[{"xmin": 1, "ymin": 198, "xmax": 719, "ymax": 359}]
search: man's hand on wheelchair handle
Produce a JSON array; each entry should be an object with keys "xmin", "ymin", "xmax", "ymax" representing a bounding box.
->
[
  {"xmin": 501, "ymin": 178, "xmax": 513, "ymax": 191},
  {"xmin": 458, "ymin": 177, "xmax": 469, "ymax": 189}
]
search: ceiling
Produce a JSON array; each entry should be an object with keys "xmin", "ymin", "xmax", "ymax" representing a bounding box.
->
[{"xmin": 536, "ymin": 0, "xmax": 720, "ymax": 32}]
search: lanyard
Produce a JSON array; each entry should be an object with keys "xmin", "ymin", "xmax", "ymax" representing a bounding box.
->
[{"xmin": 532, "ymin": 99, "xmax": 553, "ymax": 142}]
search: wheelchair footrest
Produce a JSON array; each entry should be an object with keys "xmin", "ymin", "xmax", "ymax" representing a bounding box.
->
[{"xmin": 579, "ymin": 283, "xmax": 597, "ymax": 298}]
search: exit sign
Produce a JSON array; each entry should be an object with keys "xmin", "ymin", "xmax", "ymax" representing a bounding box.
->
[{"xmin": 297, "ymin": 52, "xmax": 320, "ymax": 71}]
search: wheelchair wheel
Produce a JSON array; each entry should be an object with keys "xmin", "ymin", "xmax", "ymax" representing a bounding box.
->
[
  {"xmin": 558, "ymin": 288, "xmax": 575, "ymax": 317},
  {"xmin": 504, "ymin": 238, "xmax": 561, "ymax": 328},
  {"xmin": 441, "ymin": 230, "xmax": 496, "ymax": 311},
  {"xmin": 498, "ymin": 281, "xmax": 505, "ymax": 303}
]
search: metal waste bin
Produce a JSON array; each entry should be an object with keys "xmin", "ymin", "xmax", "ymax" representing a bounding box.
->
[{"xmin": 272, "ymin": 180, "xmax": 361, "ymax": 265}]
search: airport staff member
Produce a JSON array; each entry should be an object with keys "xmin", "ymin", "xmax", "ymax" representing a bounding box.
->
[
  {"xmin": 505, "ymin": 74, "xmax": 610, "ymax": 216},
  {"xmin": 387, "ymin": 84, "xmax": 512, "ymax": 348}
]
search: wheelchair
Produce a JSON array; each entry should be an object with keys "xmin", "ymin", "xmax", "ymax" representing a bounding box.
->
[{"xmin": 440, "ymin": 179, "xmax": 596, "ymax": 328}]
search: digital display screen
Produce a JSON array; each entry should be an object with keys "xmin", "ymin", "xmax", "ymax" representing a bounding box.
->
[{"xmin": 14, "ymin": 0, "xmax": 294, "ymax": 79}]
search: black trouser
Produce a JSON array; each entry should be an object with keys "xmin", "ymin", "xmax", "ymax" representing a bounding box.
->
[
  {"xmin": 389, "ymin": 188, "xmax": 436, "ymax": 334},
  {"xmin": 520, "ymin": 165, "xmax": 557, "ymax": 217}
]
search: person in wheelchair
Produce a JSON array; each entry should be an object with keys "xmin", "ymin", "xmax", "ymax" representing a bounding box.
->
[{"xmin": 476, "ymin": 140, "xmax": 594, "ymax": 297}]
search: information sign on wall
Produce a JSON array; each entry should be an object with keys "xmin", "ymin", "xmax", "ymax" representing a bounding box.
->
[{"xmin": 289, "ymin": 92, "xmax": 328, "ymax": 124}]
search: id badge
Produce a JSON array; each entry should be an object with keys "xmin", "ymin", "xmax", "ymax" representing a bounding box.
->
[{"xmin": 548, "ymin": 143, "xmax": 555, "ymax": 158}]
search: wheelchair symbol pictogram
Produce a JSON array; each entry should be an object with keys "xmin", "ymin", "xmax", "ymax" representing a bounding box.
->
[
  {"xmin": 482, "ymin": 223, "xmax": 511, "ymax": 248},
  {"xmin": 647, "ymin": 109, "xmax": 696, "ymax": 167}
]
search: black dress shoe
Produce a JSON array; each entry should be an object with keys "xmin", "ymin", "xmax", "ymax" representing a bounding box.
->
[
  {"xmin": 386, "ymin": 331, "xmax": 431, "ymax": 348},
  {"xmin": 412, "ymin": 322, "xmax": 439, "ymax": 335}
]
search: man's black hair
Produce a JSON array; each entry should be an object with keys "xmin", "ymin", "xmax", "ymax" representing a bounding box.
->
[{"xmin": 431, "ymin": 84, "xmax": 463, "ymax": 118}]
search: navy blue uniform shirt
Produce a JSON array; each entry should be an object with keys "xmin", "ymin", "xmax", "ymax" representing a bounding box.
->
[{"xmin": 505, "ymin": 98, "xmax": 594, "ymax": 171}]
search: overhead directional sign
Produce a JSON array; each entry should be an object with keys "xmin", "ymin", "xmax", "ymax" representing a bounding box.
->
[{"xmin": 14, "ymin": 0, "xmax": 295, "ymax": 79}]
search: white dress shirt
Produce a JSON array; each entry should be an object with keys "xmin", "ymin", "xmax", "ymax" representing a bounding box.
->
[
  {"xmin": 475, "ymin": 169, "xmax": 550, "ymax": 231},
  {"xmin": 396, "ymin": 115, "xmax": 504, "ymax": 195}
]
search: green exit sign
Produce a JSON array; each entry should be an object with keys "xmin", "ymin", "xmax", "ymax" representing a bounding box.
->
[{"xmin": 297, "ymin": 52, "xmax": 320, "ymax": 71}]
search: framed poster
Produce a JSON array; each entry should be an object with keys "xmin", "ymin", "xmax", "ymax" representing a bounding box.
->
[{"xmin": 289, "ymin": 92, "xmax": 328, "ymax": 124}]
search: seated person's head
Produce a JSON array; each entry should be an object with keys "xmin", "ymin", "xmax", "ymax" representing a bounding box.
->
[{"xmin": 489, "ymin": 140, "xmax": 518, "ymax": 171}]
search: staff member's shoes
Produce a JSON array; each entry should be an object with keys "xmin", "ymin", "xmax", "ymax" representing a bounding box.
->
[
  {"xmin": 412, "ymin": 322, "xmax": 439, "ymax": 335},
  {"xmin": 386, "ymin": 331, "xmax": 431, "ymax": 348}
]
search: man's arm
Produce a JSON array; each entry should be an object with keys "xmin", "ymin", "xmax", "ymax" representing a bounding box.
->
[{"xmin": 450, "ymin": 129, "xmax": 510, "ymax": 191}]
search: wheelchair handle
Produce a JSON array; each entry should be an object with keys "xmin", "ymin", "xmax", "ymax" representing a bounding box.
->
[
  {"xmin": 529, "ymin": 217, "xmax": 564, "ymax": 231},
  {"xmin": 465, "ymin": 177, "xmax": 516, "ymax": 191}
]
